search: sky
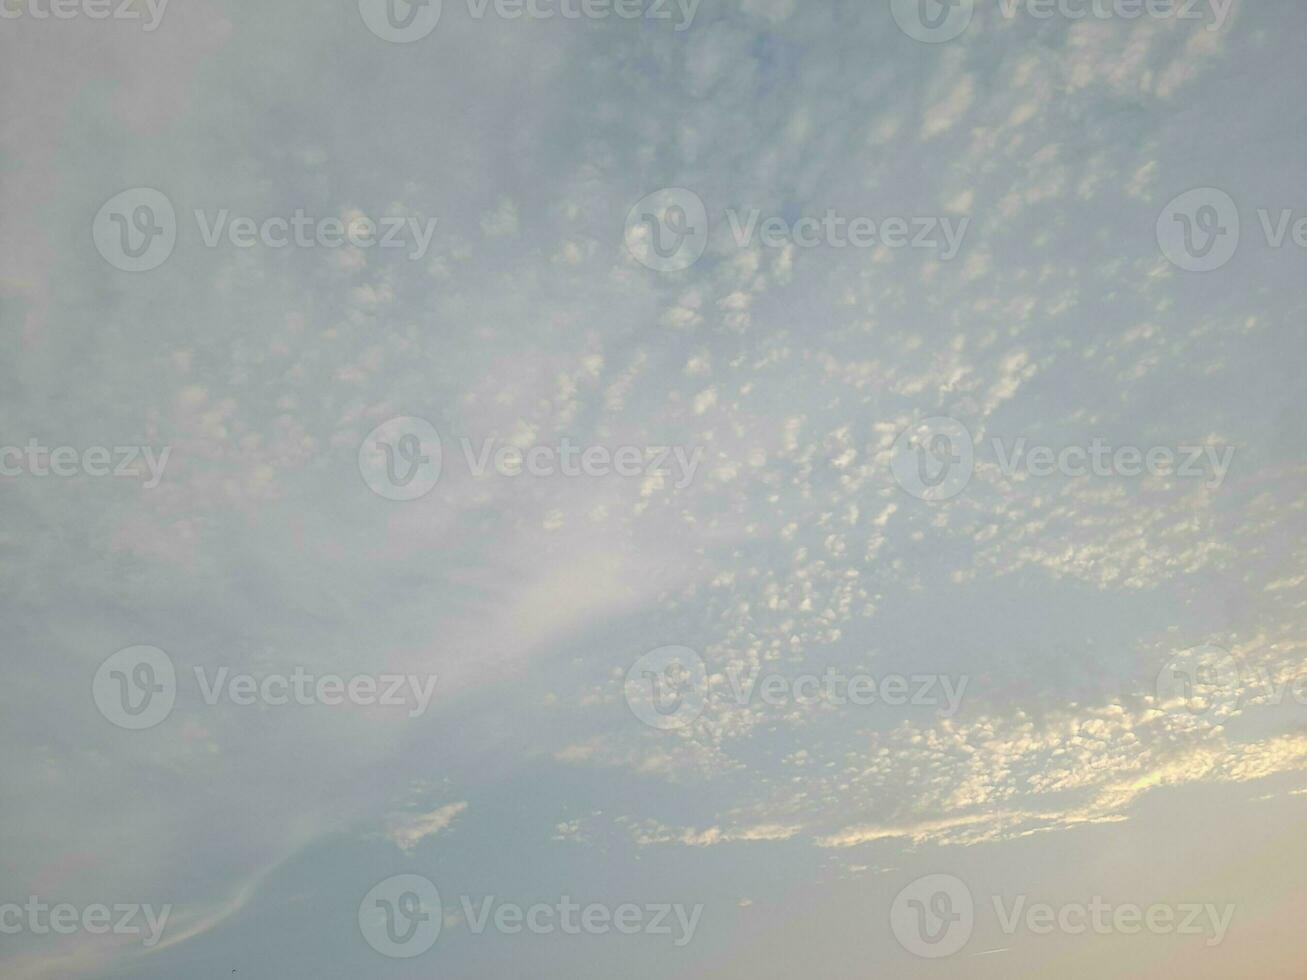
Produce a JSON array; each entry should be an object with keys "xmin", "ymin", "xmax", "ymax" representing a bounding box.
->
[{"xmin": 1, "ymin": 0, "xmax": 1305, "ymax": 977}]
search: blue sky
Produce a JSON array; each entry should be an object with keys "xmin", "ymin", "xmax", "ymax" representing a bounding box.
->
[{"xmin": 1, "ymin": 0, "xmax": 1305, "ymax": 976}]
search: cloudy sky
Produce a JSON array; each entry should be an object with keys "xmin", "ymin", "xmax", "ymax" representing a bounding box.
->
[{"xmin": 2, "ymin": 0, "xmax": 1305, "ymax": 976}]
